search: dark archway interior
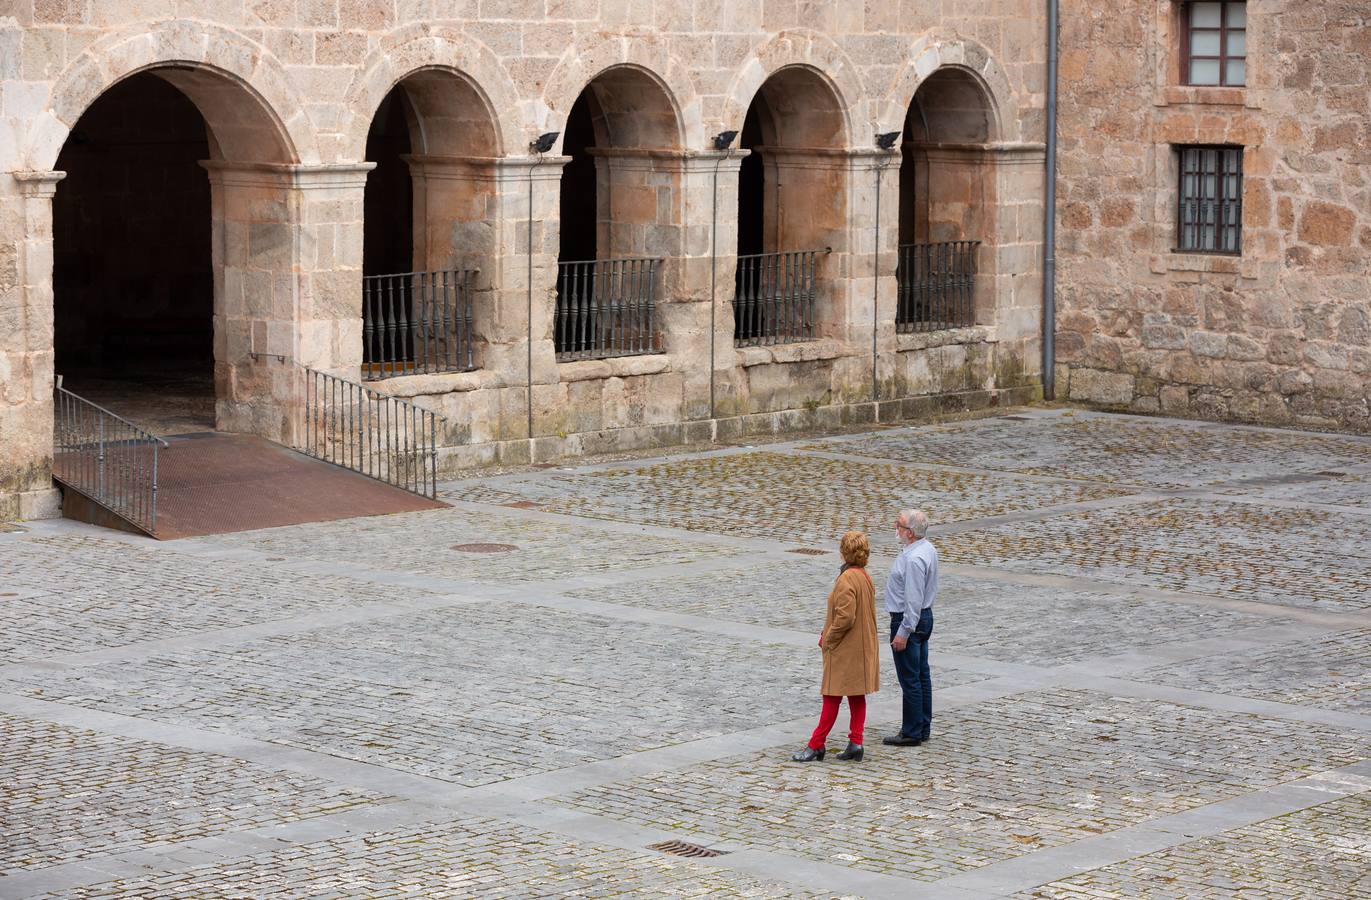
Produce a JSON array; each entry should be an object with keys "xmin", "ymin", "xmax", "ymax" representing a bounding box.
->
[
  {"xmin": 558, "ymin": 89, "xmax": 598, "ymax": 264},
  {"xmin": 737, "ymin": 100, "xmax": 766, "ymax": 258},
  {"xmin": 363, "ymin": 87, "xmax": 414, "ymax": 277},
  {"xmin": 52, "ymin": 72, "xmax": 215, "ymax": 431}
]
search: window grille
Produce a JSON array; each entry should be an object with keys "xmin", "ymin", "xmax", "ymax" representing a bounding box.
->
[
  {"xmin": 896, "ymin": 241, "xmax": 980, "ymax": 333},
  {"xmin": 1176, "ymin": 146, "xmax": 1243, "ymax": 255},
  {"xmin": 733, "ymin": 249, "xmax": 822, "ymax": 347},
  {"xmin": 363, "ymin": 269, "xmax": 477, "ymax": 380},
  {"xmin": 1182, "ymin": 1, "xmax": 1246, "ymax": 86},
  {"xmin": 555, "ymin": 257, "xmax": 660, "ymax": 361}
]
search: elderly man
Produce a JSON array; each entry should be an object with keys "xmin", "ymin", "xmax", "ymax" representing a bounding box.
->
[{"xmin": 883, "ymin": 508, "xmax": 938, "ymax": 747}]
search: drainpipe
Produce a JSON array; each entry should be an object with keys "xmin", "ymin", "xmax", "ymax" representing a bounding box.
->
[
  {"xmin": 1043, "ymin": 0, "xmax": 1059, "ymax": 400},
  {"xmin": 708, "ymin": 130, "xmax": 738, "ymax": 422}
]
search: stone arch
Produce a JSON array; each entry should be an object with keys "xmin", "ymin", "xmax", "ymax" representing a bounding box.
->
[
  {"xmin": 542, "ymin": 35, "xmax": 700, "ymax": 151},
  {"xmin": 28, "ymin": 20, "xmax": 313, "ymax": 170},
  {"xmin": 720, "ymin": 30, "xmax": 863, "ymax": 146},
  {"xmin": 342, "ymin": 29, "xmax": 519, "ymax": 161},
  {"xmin": 882, "ymin": 34, "xmax": 1020, "ymax": 143}
]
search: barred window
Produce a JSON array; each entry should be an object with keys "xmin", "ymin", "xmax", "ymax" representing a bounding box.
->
[
  {"xmin": 1182, "ymin": 2, "xmax": 1246, "ymax": 86},
  {"xmin": 1176, "ymin": 146, "xmax": 1243, "ymax": 254}
]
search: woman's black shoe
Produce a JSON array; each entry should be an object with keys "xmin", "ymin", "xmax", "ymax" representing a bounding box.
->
[
  {"xmin": 790, "ymin": 746, "xmax": 825, "ymax": 762},
  {"xmin": 836, "ymin": 742, "xmax": 864, "ymax": 761}
]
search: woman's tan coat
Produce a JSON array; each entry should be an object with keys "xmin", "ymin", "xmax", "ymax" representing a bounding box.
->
[{"xmin": 820, "ymin": 566, "xmax": 880, "ymax": 696}]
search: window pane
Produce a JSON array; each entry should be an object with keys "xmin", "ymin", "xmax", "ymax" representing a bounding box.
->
[
  {"xmin": 1226, "ymin": 2, "xmax": 1246, "ymax": 28},
  {"xmin": 1191, "ymin": 31, "xmax": 1221, "ymax": 56},
  {"xmin": 1225, "ymin": 59, "xmax": 1246, "ymax": 85},
  {"xmin": 1227, "ymin": 30, "xmax": 1246, "ymax": 57},
  {"xmin": 1190, "ymin": 59, "xmax": 1221, "ymax": 84},
  {"xmin": 1190, "ymin": 1, "xmax": 1222, "ymax": 28}
]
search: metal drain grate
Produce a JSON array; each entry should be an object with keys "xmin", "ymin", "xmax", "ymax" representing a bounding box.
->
[
  {"xmin": 1316, "ymin": 471, "xmax": 1349, "ymax": 478},
  {"xmin": 500, "ymin": 501, "xmax": 539, "ymax": 509},
  {"xmin": 451, "ymin": 543, "xmax": 519, "ymax": 553},
  {"xmin": 646, "ymin": 839, "xmax": 725, "ymax": 859},
  {"xmin": 787, "ymin": 547, "xmax": 828, "ymax": 556}
]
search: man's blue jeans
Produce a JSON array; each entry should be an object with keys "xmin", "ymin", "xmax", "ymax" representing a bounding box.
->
[{"xmin": 890, "ymin": 609, "xmax": 933, "ymax": 740}]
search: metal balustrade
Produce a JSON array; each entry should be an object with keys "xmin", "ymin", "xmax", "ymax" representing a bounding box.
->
[
  {"xmin": 733, "ymin": 249, "xmax": 823, "ymax": 347},
  {"xmin": 52, "ymin": 378, "xmax": 168, "ymax": 534},
  {"xmin": 298, "ymin": 367, "xmax": 444, "ymax": 499},
  {"xmin": 896, "ymin": 241, "xmax": 980, "ymax": 333},
  {"xmin": 554, "ymin": 257, "xmax": 661, "ymax": 361},
  {"xmin": 362, "ymin": 268, "xmax": 476, "ymax": 380}
]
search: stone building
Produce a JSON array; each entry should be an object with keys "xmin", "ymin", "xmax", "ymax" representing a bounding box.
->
[
  {"xmin": 1054, "ymin": 1, "xmax": 1371, "ymax": 432},
  {"xmin": 0, "ymin": 2, "xmax": 1050, "ymax": 521}
]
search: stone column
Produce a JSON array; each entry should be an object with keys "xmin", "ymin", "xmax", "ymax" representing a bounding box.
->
[
  {"xmin": 676, "ymin": 151, "xmax": 745, "ymax": 419},
  {"xmin": 202, "ymin": 162, "xmax": 372, "ymax": 443},
  {"xmin": 488, "ymin": 156, "xmax": 569, "ymax": 440},
  {"xmin": 845, "ymin": 149, "xmax": 902, "ymax": 401},
  {"xmin": 985, "ymin": 143, "xmax": 1047, "ymax": 376},
  {"xmin": 0, "ymin": 171, "xmax": 65, "ymax": 520}
]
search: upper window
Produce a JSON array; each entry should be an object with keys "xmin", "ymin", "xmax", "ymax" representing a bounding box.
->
[
  {"xmin": 1176, "ymin": 146, "xmax": 1243, "ymax": 255},
  {"xmin": 1182, "ymin": 2, "xmax": 1246, "ymax": 86}
]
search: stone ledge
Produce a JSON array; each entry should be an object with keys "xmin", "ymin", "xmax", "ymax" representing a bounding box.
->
[
  {"xmin": 559, "ymin": 354, "xmax": 671, "ymax": 382},
  {"xmin": 735, "ymin": 338, "xmax": 848, "ymax": 368},
  {"xmin": 372, "ymin": 369, "xmax": 498, "ymax": 398},
  {"xmin": 896, "ymin": 325, "xmax": 994, "ymax": 352}
]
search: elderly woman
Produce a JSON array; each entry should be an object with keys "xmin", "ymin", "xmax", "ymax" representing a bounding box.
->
[{"xmin": 791, "ymin": 531, "xmax": 880, "ymax": 762}]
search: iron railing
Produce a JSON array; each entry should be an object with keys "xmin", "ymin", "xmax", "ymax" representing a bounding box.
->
[
  {"xmin": 362, "ymin": 268, "xmax": 477, "ymax": 380},
  {"xmin": 733, "ymin": 249, "xmax": 824, "ymax": 346},
  {"xmin": 297, "ymin": 367, "xmax": 444, "ymax": 499},
  {"xmin": 555, "ymin": 257, "xmax": 661, "ymax": 361},
  {"xmin": 896, "ymin": 241, "xmax": 980, "ymax": 333},
  {"xmin": 52, "ymin": 378, "xmax": 168, "ymax": 534}
]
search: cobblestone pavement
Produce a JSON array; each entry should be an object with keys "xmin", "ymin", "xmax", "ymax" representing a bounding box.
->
[{"xmin": 2, "ymin": 409, "xmax": 1369, "ymax": 899}]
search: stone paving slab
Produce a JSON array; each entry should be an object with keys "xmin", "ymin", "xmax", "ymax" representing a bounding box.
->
[
  {"xmin": 1141, "ymin": 628, "xmax": 1371, "ymax": 715},
  {"xmin": 0, "ymin": 533, "xmax": 441, "ymax": 664},
  {"xmin": 1017, "ymin": 791, "xmax": 1371, "ymax": 899},
  {"xmin": 23, "ymin": 815, "xmax": 834, "ymax": 900},
  {"xmin": 447, "ymin": 451, "xmax": 1131, "ymax": 551},
  {"xmin": 938, "ymin": 498, "xmax": 1371, "ymax": 612},
  {"xmin": 567, "ymin": 555, "xmax": 1273, "ymax": 667},
  {"xmin": 557, "ymin": 688, "xmax": 1370, "ymax": 882},
  {"xmin": 5, "ymin": 411, "xmax": 1371, "ymax": 899},
  {"xmin": 0, "ymin": 602, "xmax": 982, "ymax": 788},
  {"xmin": 803, "ymin": 413, "xmax": 1371, "ymax": 489},
  {"xmin": 197, "ymin": 506, "xmax": 746, "ymax": 584},
  {"xmin": 0, "ymin": 713, "xmax": 389, "ymax": 874}
]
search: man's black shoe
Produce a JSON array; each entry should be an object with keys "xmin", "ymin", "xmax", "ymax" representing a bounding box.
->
[{"xmin": 882, "ymin": 734, "xmax": 923, "ymax": 746}]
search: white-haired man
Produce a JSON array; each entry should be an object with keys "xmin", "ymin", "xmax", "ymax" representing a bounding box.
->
[{"xmin": 882, "ymin": 508, "xmax": 937, "ymax": 746}]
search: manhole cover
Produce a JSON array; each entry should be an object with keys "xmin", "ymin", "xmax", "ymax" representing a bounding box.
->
[
  {"xmin": 0, "ymin": 592, "xmax": 16, "ymax": 597},
  {"xmin": 501, "ymin": 501, "xmax": 539, "ymax": 509},
  {"xmin": 646, "ymin": 839, "xmax": 725, "ymax": 859},
  {"xmin": 451, "ymin": 543, "xmax": 518, "ymax": 553},
  {"xmin": 787, "ymin": 548, "xmax": 827, "ymax": 556}
]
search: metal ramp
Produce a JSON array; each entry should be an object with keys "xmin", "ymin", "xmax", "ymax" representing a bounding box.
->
[{"xmin": 53, "ymin": 376, "xmax": 447, "ymax": 540}]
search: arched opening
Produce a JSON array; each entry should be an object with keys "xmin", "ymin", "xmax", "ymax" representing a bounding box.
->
[
  {"xmin": 555, "ymin": 66, "xmax": 683, "ymax": 360},
  {"xmin": 734, "ymin": 66, "xmax": 847, "ymax": 346},
  {"xmin": 897, "ymin": 68, "xmax": 997, "ymax": 331},
  {"xmin": 53, "ymin": 73, "xmax": 214, "ymax": 430},
  {"xmin": 50, "ymin": 65, "xmax": 298, "ymax": 437},
  {"xmin": 361, "ymin": 70, "xmax": 499, "ymax": 378}
]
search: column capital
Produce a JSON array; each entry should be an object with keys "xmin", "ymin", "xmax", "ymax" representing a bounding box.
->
[
  {"xmin": 199, "ymin": 161, "xmax": 376, "ymax": 190},
  {"xmin": 10, "ymin": 170, "xmax": 66, "ymax": 197}
]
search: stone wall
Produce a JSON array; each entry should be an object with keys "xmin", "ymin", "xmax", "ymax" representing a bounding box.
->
[
  {"xmin": 1055, "ymin": 0, "xmax": 1371, "ymax": 432},
  {"xmin": 0, "ymin": 2, "xmax": 1050, "ymax": 517}
]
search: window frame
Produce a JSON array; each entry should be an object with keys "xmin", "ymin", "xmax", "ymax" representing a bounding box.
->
[
  {"xmin": 1174, "ymin": 144, "xmax": 1244, "ymax": 256},
  {"xmin": 1180, "ymin": 1, "xmax": 1247, "ymax": 87}
]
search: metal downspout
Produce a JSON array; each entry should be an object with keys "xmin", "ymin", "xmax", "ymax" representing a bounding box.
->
[{"xmin": 1044, "ymin": 0, "xmax": 1059, "ymax": 400}]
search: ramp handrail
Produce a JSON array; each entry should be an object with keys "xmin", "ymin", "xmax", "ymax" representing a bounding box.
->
[
  {"xmin": 298, "ymin": 366, "xmax": 445, "ymax": 499},
  {"xmin": 52, "ymin": 377, "xmax": 169, "ymax": 534}
]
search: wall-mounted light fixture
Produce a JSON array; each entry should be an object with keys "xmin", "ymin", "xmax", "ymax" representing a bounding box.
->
[
  {"xmin": 712, "ymin": 130, "xmax": 738, "ymax": 151},
  {"xmin": 875, "ymin": 131, "xmax": 901, "ymax": 151},
  {"xmin": 530, "ymin": 131, "xmax": 559, "ymax": 154}
]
